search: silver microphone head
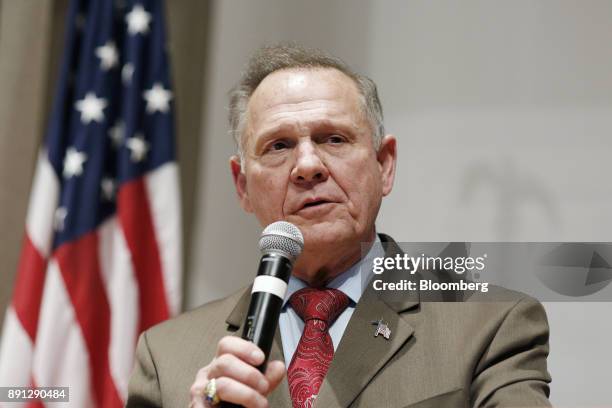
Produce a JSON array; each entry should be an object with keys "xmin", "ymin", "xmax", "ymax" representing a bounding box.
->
[{"xmin": 259, "ymin": 221, "xmax": 304, "ymax": 261}]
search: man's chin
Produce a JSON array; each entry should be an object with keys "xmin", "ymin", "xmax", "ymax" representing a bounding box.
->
[{"xmin": 292, "ymin": 221, "xmax": 356, "ymax": 249}]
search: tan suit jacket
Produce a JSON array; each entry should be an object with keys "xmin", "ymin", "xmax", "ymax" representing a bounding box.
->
[{"xmin": 127, "ymin": 235, "xmax": 551, "ymax": 407}]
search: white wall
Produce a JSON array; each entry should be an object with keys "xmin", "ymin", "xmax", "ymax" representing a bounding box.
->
[{"xmin": 189, "ymin": 1, "xmax": 612, "ymax": 406}]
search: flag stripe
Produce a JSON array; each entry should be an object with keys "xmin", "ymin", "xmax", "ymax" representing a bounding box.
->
[
  {"xmin": 117, "ymin": 177, "xmax": 170, "ymax": 333},
  {"xmin": 31, "ymin": 260, "xmax": 94, "ymax": 407},
  {"xmin": 55, "ymin": 235, "xmax": 122, "ymax": 407},
  {"xmin": 12, "ymin": 234, "xmax": 47, "ymax": 341},
  {"xmin": 24, "ymin": 151, "xmax": 59, "ymax": 257},
  {"xmin": 144, "ymin": 162, "xmax": 182, "ymax": 315},
  {"xmin": 0, "ymin": 308, "xmax": 33, "ymax": 389},
  {"xmin": 98, "ymin": 217, "xmax": 139, "ymax": 401},
  {"xmin": 25, "ymin": 399, "xmax": 44, "ymax": 408},
  {"xmin": 26, "ymin": 378, "xmax": 47, "ymax": 408},
  {"xmin": 26, "ymin": 399, "xmax": 44, "ymax": 408}
]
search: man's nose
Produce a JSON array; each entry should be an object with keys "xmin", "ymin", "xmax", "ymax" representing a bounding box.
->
[{"xmin": 290, "ymin": 141, "xmax": 329, "ymax": 187}]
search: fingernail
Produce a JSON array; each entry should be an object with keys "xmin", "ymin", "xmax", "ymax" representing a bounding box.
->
[{"xmin": 251, "ymin": 349, "xmax": 264, "ymax": 362}]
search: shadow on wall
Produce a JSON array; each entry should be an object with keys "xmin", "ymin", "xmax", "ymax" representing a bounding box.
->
[{"xmin": 460, "ymin": 156, "xmax": 559, "ymax": 240}]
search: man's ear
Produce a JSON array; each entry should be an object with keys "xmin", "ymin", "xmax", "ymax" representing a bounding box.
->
[
  {"xmin": 377, "ymin": 135, "xmax": 397, "ymax": 196},
  {"xmin": 230, "ymin": 155, "xmax": 253, "ymax": 213}
]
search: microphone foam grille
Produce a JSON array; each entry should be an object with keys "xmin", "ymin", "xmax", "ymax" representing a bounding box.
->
[{"xmin": 259, "ymin": 221, "xmax": 304, "ymax": 259}]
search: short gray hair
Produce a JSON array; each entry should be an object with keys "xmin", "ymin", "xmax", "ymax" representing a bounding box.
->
[{"xmin": 228, "ymin": 43, "xmax": 385, "ymax": 159}]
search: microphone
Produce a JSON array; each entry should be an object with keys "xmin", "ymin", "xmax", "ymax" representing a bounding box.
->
[
  {"xmin": 220, "ymin": 221, "xmax": 303, "ymax": 408},
  {"xmin": 243, "ymin": 221, "xmax": 303, "ymax": 368}
]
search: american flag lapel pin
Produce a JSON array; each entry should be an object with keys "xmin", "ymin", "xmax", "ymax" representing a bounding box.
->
[{"xmin": 371, "ymin": 318, "xmax": 391, "ymax": 340}]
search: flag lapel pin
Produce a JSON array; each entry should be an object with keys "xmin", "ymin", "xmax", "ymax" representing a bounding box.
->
[{"xmin": 371, "ymin": 318, "xmax": 391, "ymax": 340}]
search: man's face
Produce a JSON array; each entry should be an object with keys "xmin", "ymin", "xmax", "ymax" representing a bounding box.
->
[{"xmin": 231, "ymin": 68, "xmax": 396, "ymax": 281}]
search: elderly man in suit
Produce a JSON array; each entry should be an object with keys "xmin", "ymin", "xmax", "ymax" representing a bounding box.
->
[{"xmin": 127, "ymin": 44, "xmax": 552, "ymax": 408}]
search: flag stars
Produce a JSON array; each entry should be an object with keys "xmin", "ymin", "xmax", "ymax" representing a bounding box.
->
[
  {"xmin": 143, "ymin": 82, "xmax": 172, "ymax": 114},
  {"xmin": 108, "ymin": 120, "xmax": 125, "ymax": 147},
  {"xmin": 122, "ymin": 63, "xmax": 134, "ymax": 84},
  {"xmin": 63, "ymin": 147, "xmax": 87, "ymax": 178},
  {"xmin": 95, "ymin": 41, "xmax": 119, "ymax": 70},
  {"xmin": 127, "ymin": 133, "xmax": 149, "ymax": 162},
  {"xmin": 53, "ymin": 207, "xmax": 68, "ymax": 232},
  {"xmin": 101, "ymin": 177, "xmax": 116, "ymax": 201},
  {"xmin": 75, "ymin": 92, "xmax": 107, "ymax": 124},
  {"xmin": 126, "ymin": 4, "xmax": 151, "ymax": 35}
]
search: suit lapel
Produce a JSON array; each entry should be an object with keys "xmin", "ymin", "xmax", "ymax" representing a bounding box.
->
[
  {"xmin": 225, "ymin": 287, "xmax": 251, "ymax": 330},
  {"xmin": 315, "ymin": 235, "xmax": 420, "ymax": 408},
  {"xmin": 315, "ymin": 284, "xmax": 417, "ymax": 407}
]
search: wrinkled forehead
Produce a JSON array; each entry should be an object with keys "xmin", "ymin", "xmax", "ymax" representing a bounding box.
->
[
  {"xmin": 243, "ymin": 68, "xmax": 366, "ymax": 140},
  {"xmin": 250, "ymin": 67, "xmax": 361, "ymax": 109}
]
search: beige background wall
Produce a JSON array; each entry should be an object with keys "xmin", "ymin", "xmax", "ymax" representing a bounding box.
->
[
  {"xmin": 0, "ymin": 0, "xmax": 62, "ymax": 330},
  {"xmin": 1, "ymin": 1, "xmax": 611, "ymax": 406}
]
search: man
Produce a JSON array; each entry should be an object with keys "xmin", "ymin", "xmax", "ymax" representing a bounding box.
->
[{"xmin": 127, "ymin": 44, "xmax": 551, "ymax": 407}]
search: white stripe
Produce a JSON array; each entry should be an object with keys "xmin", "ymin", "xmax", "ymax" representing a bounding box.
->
[
  {"xmin": 25, "ymin": 149, "xmax": 60, "ymax": 257},
  {"xmin": 32, "ymin": 260, "xmax": 94, "ymax": 408},
  {"xmin": 0, "ymin": 308, "xmax": 33, "ymax": 390},
  {"xmin": 98, "ymin": 217, "xmax": 138, "ymax": 402},
  {"xmin": 144, "ymin": 162, "xmax": 182, "ymax": 315},
  {"xmin": 252, "ymin": 275, "xmax": 288, "ymax": 299}
]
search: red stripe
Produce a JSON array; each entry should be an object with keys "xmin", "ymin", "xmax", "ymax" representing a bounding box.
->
[
  {"xmin": 54, "ymin": 233, "xmax": 122, "ymax": 407},
  {"xmin": 117, "ymin": 177, "xmax": 169, "ymax": 333},
  {"xmin": 12, "ymin": 234, "xmax": 48, "ymax": 341},
  {"xmin": 25, "ymin": 399, "xmax": 45, "ymax": 408},
  {"xmin": 25, "ymin": 377, "xmax": 46, "ymax": 408}
]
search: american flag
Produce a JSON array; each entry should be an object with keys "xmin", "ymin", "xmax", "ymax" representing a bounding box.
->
[
  {"xmin": 373, "ymin": 320, "xmax": 391, "ymax": 340},
  {"xmin": 0, "ymin": 0, "xmax": 181, "ymax": 406}
]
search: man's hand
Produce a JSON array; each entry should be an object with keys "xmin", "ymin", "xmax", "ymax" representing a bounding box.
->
[{"xmin": 189, "ymin": 336, "xmax": 286, "ymax": 408}]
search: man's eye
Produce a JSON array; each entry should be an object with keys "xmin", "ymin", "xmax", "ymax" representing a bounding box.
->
[
  {"xmin": 270, "ymin": 141, "xmax": 288, "ymax": 151},
  {"xmin": 327, "ymin": 135, "xmax": 345, "ymax": 144}
]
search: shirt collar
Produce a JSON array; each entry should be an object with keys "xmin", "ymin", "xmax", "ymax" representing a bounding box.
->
[{"xmin": 282, "ymin": 234, "xmax": 385, "ymax": 307}]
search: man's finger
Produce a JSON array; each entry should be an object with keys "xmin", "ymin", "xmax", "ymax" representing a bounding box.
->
[
  {"xmin": 263, "ymin": 360, "xmax": 286, "ymax": 395},
  {"xmin": 215, "ymin": 376, "xmax": 269, "ymax": 408},
  {"xmin": 216, "ymin": 336, "xmax": 265, "ymax": 366},
  {"xmin": 189, "ymin": 376, "xmax": 208, "ymax": 408},
  {"xmin": 208, "ymin": 353, "xmax": 269, "ymax": 394}
]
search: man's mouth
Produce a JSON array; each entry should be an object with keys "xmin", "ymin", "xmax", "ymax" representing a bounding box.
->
[
  {"xmin": 295, "ymin": 198, "xmax": 338, "ymax": 216},
  {"xmin": 302, "ymin": 200, "xmax": 329, "ymax": 209}
]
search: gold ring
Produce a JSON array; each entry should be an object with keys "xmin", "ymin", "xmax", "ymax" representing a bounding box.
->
[{"xmin": 204, "ymin": 378, "xmax": 221, "ymax": 405}]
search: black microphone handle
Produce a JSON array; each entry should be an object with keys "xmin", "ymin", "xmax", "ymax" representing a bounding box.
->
[{"xmin": 219, "ymin": 252, "xmax": 293, "ymax": 408}]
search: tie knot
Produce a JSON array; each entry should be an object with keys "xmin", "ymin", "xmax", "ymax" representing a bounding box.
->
[{"xmin": 289, "ymin": 287, "xmax": 349, "ymax": 325}]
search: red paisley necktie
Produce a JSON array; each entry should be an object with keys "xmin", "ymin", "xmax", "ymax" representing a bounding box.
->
[{"xmin": 287, "ymin": 288, "xmax": 350, "ymax": 408}]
